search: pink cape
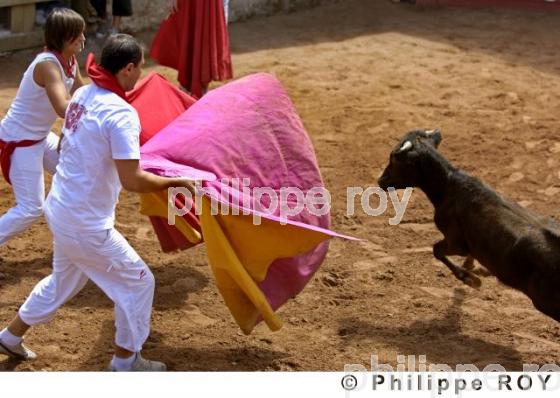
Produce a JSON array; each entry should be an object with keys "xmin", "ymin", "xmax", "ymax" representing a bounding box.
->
[{"xmin": 132, "ymin": 72, "xmax": 357, "ymax": 331}]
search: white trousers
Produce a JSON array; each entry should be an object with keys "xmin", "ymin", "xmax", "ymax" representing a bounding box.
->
[
  {"xmin": 19, "ymin": 226, "xmax": 155, "ymax": 353},
  {"xmin": 0, "ymin": 132, "xmax": 59, "ymax": 246}
]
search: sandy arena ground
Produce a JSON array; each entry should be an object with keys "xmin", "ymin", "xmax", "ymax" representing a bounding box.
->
[{"xmin": 1, "ymin": 0, "xmax": 560, "ymax": 371}]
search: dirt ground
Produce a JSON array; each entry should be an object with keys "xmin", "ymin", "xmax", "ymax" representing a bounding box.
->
[{"xmin": 1, "ymin": 0, "xmax": 560, "ymax": 371}]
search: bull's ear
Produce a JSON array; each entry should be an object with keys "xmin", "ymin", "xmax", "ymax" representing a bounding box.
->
[{"xmin": 424, "ymin": 129, "xmax": 442, "ymax": 148}]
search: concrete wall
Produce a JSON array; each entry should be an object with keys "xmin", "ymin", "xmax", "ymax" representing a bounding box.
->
[
  {"xmin": 228, "ymin": 0, "xmax": 338, "ymax": 21},
  {"xmin": 121, "ymin": 0, "xmax": 167, "ymax": 32},
  {"xmin": 122, "ymin": 0, "xmax": 340, "ymax": 32}
]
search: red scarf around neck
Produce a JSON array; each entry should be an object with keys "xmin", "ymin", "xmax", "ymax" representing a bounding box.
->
[
  {"xmin": 85, "ymin": 53, "xmax": 127, "ymax": 101},
  {"xmin": 44, "ymin": 48, "xmax": 76, "ymax": 78}
]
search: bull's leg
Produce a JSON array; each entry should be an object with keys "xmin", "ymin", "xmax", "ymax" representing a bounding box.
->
[
  {"xmin": 462, "ymin": 255, "xmax": 474, "ymax": 270},
  {"xmin": 461, "ymin": 255, "xmax": 492, "ymax": 276},
  {"xmin": 527, "ymin": 275, "xmax": 560, "ymax": 323},
  {"xmin": 433, "ymin": 240, "xmax": 481, "ymax": 288}
]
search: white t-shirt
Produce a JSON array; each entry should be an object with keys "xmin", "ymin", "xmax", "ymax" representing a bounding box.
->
[
  {"xmin": 0, "ymin": 52, "xmax": 75, "ymax": 141},
  {"xmin": 45, "ymin": 83, "xmax": 141, "ymax": 233}
]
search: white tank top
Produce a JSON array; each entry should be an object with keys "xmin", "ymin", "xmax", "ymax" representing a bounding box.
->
[{"xmin": 0, "ymin": 52, "xmax": 75, "ymax": 141}]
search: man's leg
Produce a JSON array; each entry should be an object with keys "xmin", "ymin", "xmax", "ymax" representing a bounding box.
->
[
  {"xmin": 0, "ymin": 232, "xmax": 89, "ymax": 360},
  {"xmin": 66, "ymin": 228, "xmax": 164, "ymax": 371},
  {"xmin": 0, "ymin": 143, "xmax": 46, "ymax": 246},
  {"xmin": 18, "ymin": 236, "xmax": 90, "ymax": 325},
  {"xmin": 0, "ymin": 316, "xmax": 34, "ymax": 360}
]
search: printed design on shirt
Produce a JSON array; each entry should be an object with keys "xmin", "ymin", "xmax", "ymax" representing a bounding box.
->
[
  {"xmin": 139, "ymin": 269, "xmax": 147, "ymax": 280},
  {"xmin": 65, "ymin": 102, "xmax": 87, "ymax": 133}
]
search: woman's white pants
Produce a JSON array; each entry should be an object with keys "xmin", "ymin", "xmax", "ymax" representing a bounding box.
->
[{"xmin": 0, "ymin": 132, "xmax": 59, "ymax": 246}]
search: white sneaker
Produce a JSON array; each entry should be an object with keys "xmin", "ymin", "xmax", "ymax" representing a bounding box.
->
[
  {"xmin": 108, "ymin": 353, "xmax": 167, "ymax": 372},
  {"xmin": 0, "ymin": 339, "xmax": 37, "ymax": 361}
]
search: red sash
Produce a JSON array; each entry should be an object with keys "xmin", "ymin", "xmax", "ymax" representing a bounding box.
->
[{"xmin": 0, "ymin": 138, "xmax": 45, "ymax": 185}]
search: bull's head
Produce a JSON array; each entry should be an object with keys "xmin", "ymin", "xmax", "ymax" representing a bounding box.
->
[{"xmin": 378, "ymin": 129, "xmax": 442, "ymax": 190}]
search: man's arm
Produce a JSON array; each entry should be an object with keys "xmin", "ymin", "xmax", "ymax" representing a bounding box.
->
[
  {"xmin": 33, "ymin": 61, "xmax": 70, "ymax": 118},
  {"xmin": 115, "ymin": 159, "xmax": 196, "ymax": 194}
]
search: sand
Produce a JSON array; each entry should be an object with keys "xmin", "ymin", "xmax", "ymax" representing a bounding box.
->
[{"xmin": 1, "ymin": 0, "xmax": 560, "ymax": 370}]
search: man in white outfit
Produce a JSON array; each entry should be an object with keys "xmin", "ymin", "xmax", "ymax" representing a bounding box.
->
[
  {"xmin": 0, "ymin": 34, "xmax": 194, "ymax": 371},
  {"xmin": 0, "ymin": 8, "xmax": 86, "ymax": 247}
]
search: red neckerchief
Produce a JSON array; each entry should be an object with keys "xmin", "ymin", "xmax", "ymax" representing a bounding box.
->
[
  {"xmin": 85, "ymin": 53, "xmax": 127, "ymax": 101},
  {"xmin": 44, "ymin": 48, "xmax": 76, "ymax": 78}
]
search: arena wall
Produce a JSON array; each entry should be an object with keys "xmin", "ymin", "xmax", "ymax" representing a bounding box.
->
[{"xmin": 123, "ymin": 0, "xmax": 341, "ymax": 32}]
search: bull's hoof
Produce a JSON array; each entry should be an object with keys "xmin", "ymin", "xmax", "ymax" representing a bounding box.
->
[
  {"xmin": 462, "ymin": 257, "xmax": 475, "ymax": 270},
  {"xmin": 462, "ymin": 273, "xmax": 482, "ymax": 289}
]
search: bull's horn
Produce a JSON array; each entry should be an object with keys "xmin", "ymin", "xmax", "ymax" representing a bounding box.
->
[{"xmin": 399, "ymin": 141, "xmax": 412, "ymax": 152}]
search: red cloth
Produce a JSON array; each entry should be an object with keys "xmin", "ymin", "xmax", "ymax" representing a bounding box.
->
[
  {"xmin": 85, "ymin": 52, "xmax": 197, "ymax": 144},
  {"xmin": 128, "ymin": 73, "xmax": 197, "ymax": 145},
  {"xmin": 126, "ymin": 71, "xmax": 200, "ymax": 251},
  {"xmin": 85, "ymin": 53, "xmax": 127, "ymax": 100},
  {"xmin": 150, "ymin": 0, "xmax": 233, "ymax": 98},
  {"xmin": 0, "ymin": 139, "xmax": 44, "ymax": 185},
  {"xmin": 148, "ymin": 194, "xmax": 202, "ymax": 253}
]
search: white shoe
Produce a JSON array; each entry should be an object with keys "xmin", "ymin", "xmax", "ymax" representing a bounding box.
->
[
  {"xmin": 108, "ymin": 353, "xmax": 167, "ymax": 372},
  {"xmin": 0, "ymin": 339, "xmax": 37, "ymax": 361}
]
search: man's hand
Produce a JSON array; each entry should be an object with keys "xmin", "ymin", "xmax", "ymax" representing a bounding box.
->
[{"xmin": 169, "ymin": 178, "xmax": 197, "ymax": 197}]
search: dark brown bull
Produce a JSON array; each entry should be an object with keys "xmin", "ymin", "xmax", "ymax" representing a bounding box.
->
[{"xmin": 378, "ymin": 129, "xmax": 560, "ymax": 322}]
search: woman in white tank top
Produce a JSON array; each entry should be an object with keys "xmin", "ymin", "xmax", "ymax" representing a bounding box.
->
[{"xmin": 0, "ymin": 8, "xmax": 86, "ymax": 248}]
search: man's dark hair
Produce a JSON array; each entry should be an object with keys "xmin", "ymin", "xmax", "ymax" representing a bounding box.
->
[
  {"xmin": 100, "ymin": 34, "xmax": 144, "ymax": 75},
  {"xmin": 44, "ymin": 8, "xmax": 85, "ymax": 52}
]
